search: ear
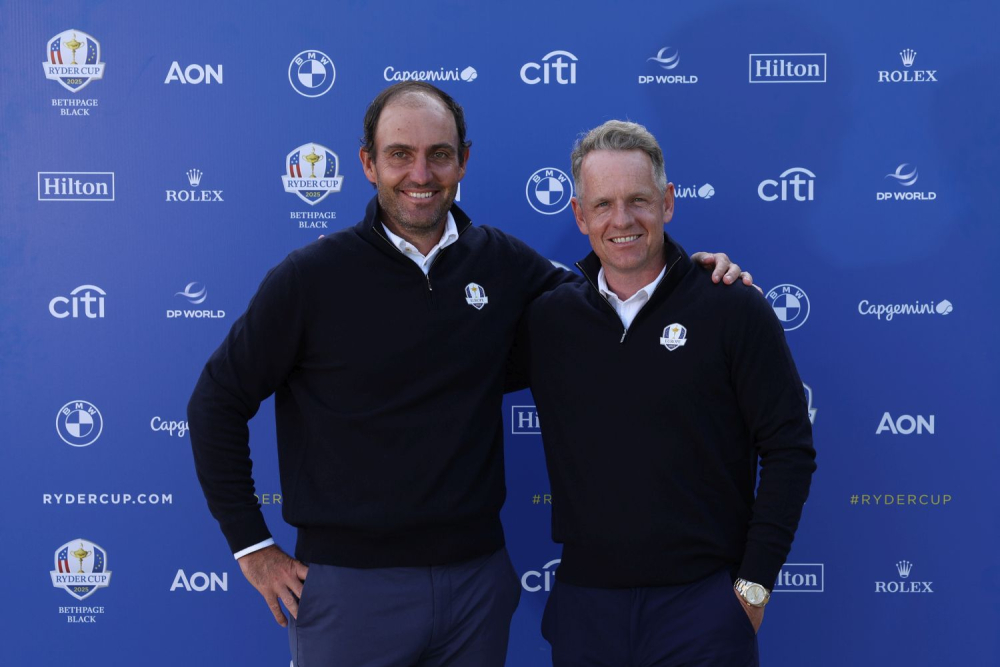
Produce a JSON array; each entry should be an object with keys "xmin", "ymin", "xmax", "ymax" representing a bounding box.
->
[
  {"xmin": 458, "ymin": 146, "xmax": 470, "ymax": 181},
  {"xmin": 359, "ymin": 147, "xmax": 377, "ymax": 185},
  {"xmin": 662, "ymin": 183, "xmax": 675, "ymax": 225},
  {"xmin": 571, "ymin": 197, "xmax": 588, "ymax": 235}
]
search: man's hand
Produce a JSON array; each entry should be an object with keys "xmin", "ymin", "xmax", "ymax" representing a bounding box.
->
[
  {"xmin": 691, "ymin": 252, "xmax": 760, "ymax": 293},
  {"xmin": 733, "ymin": 588, "xmax": 765, "ymax": 633},
  {"xmin": 238, "ymin": 545, "xmax": 309, "ymax": 627}
]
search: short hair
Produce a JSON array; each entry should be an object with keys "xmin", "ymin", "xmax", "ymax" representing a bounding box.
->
[
  {"xmin": 361, "ymin": 82, "xmax": 471, "ymax": 165},
  {"xmin": 570, "ymin": 120, "xmax": 668, "ymax": 198}
]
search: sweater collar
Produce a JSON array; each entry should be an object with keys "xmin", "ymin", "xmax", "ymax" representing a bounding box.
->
[{"xmin": 576, "ymin": 232, "xmax": 690, "ymax": 306}]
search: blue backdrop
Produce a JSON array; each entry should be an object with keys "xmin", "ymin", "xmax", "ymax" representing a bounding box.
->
[{"xmin": 2, "ymin": 0, "xmax": 998, "ymax": 664}]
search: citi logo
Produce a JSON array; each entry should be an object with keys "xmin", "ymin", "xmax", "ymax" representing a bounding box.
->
[
  {"xmin": 758, "ymin": 168, "xmax": 815, "ymax": 201},
  {"xmin": 875, "ymin": 560, "xmax": 934, "ymax": 593},
  {"xmin": 521, "ymin": 558, "xmax": 560, "ymax": 592},
  {"xmin": 878, "ymin": 49, "xmax": 937, "ymax": 83},
  {"xmin": 511, "ymin": 405, "xmax": 540, "ymax": 435},
  {"xmin": 170, "ymin": 569, "xmax": 227, "ymax": 592},
  {"xmin": 520, "ymin": 50, "xmax": 577, "ymax": 85},
  {"xmin": 772, "ymin": 563, "xmax": 824, "ymax": 592},
  {"xmin": 164, "ymin": 62, "xmax": 222, "ymax": 84},
  {"xmin": 38, "ymin": 172, "xmax": 114, "ymax": 201},
  {"xmin": 674, "ymin": 184, "xmax": 715, "ymax": 199},
  {"xmin": 749, "ymin": 54, "xmax": 826, "ymax": 83},
  {"xmin": 876, "ymin": 412, "xmax": 934, "ymax": 435},
  {"xmin": 49, "ymin": 285, "xmax": 105, "ymax": 319}
]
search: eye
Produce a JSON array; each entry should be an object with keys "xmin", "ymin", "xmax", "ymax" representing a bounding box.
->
[
  {"xmin": 391, "ymin": 151, "xmax": 407, "ymax": 159},
  {"xmin": 432, "ymin": 150, "xmax": 450, "ymax": 160}
]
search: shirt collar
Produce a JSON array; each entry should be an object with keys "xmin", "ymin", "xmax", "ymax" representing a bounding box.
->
[
  {"xmin": 598, "ymin": 263, "xmax": 668, "ymax": 306},
  {"xmin": 381, "ymin": 212, "xmax": 459, "ymax": 257}
]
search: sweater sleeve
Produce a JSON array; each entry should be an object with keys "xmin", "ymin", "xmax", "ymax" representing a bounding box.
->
[
  {"xmin": 501, "ymin": 234, "xmax": 579, "ymax": 393},
  {"xmin": 187, "ymin": 256, "xmax": 307, "ymax": 554},
  {"xmin": 728, "ymin": 288, "xmax": 816, "ymax": 589}
]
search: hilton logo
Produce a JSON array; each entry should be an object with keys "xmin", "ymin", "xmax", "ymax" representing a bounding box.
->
[
  {"xmin": 38, "ymin": 172, "xmax": 114, "ymax": 201},
  {"xmin": 511, "ymin": 405, "xmax": 540, "ymax": 435},
  {"xmin": 875, "ymin": 560, "xmax": 934, "ymax": 593},
  {"xmin": 749, "ymin": 54, "xmax": 826, "ymax": 83},
  {"xmin": 772, "ymin": 563, "xmax": 824, "ymax": 592}
]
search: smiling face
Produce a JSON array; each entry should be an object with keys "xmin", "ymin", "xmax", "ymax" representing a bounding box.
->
[
  {"xmin": 360, "ymin": 93, "xmax": 468, "ymax": 247},
  {"xmin": 571, "ymin": 149, "xmax": 674, "ymax": 294}
]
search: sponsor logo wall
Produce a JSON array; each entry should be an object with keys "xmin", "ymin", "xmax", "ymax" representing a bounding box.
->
[{"xmin": 4, "ymin": 4, "xmax": 993, "ymax": 667}]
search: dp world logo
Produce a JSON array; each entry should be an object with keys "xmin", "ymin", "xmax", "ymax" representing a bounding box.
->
[
  {"xmin": 766, "ymin": 284, "xmax": 810, "ymax": 331},
  {"xmin": 288, "ymin": 49, "xmax": 336, "ymax": 97},
  {"xmin": 526, "ymin": 168, "xmax": 573, "ymax": 215},
  {"xmin": 51, "ymin": 539, "xmax": 112, "ymax": 600},
  {"xmin": 282, "ymin": 143, "xmax": 344, "ymax": 206},
  {"xmin": 57, "ymin": 400, "xmax": 103, "ymax": 447}
]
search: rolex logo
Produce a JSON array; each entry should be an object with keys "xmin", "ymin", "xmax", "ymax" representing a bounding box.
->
[
  {"xmin": 895, "ymin": 560, "xmax": 913, "ymax": 578},
  {"xmin": 900, "ymin": 49, "xmax": 917, "ymax": 68},
  {"xmin": 186, "ymin": 169, "xmax": 203, "ymax": 187}
]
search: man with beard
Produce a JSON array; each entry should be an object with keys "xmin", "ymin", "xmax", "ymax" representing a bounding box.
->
[{"xmin": 188, "ymin": 84, "xmax": 752, "ymax": 666}]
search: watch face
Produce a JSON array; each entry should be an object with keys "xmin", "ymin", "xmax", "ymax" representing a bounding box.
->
[{"xmin": 746, "ymin": 584, "xmax": 766, "ymax": 605}]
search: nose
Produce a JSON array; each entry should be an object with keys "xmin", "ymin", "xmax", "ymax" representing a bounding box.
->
[
  {"xmin": 409, "ymin": 154, "xmax": 431, "ymax": 184},
  {"xmin": 610, "ymin": 201, "xmax": 632, "ymax": 228}
]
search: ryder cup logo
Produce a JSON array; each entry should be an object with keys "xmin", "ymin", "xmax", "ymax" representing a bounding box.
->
[
  {"xmin": 288, "ymin": 49, "xmax": 336, "ymax": 97},
  {"xmin": 51, "ymin": 539, "xmax": 112, "ymax": 600},
  {"xmin": 57, "ymin": 400, "xmax": 103, "ymax": 447},
  {"xmin": 526, "ymin": 168, "xmax": 573, "ymax": 215},
  {"xmin": 767, "ymin": 284, "xmax": 810, "ymax": 331},
  {"xmin": 464, "ymin": 283, "xmax": 489, "ymax": 310},
  {"xmin": 659, "ymin": 323, "xmax": 687, "ymax": 351},
  {"xmin": 44, "ymin": 30, "xmax": 106, "ymax": 92},
  {"xmin": 282, "ymin": 144, "xmax": 343, "ymax": 206}
]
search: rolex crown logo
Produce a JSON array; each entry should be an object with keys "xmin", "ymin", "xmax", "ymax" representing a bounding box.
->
[
  {"xmin": 895, "ymin": 560, "xmax": 913, "ymax": 578},
  {"xmin": 186, "ymin": 169, "xmax": 203, "ymax": 187},
  {"xmin": 900, "ymin": 49, "xmax": 917, "ymax": 68}
]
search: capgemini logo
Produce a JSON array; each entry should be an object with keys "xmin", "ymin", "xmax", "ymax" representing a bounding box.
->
[
  {"xmin": 186, "ymin": 169, "xmax": 203, "ymax": 187},
  {"xmin": 900, "ymin": 49, "xmax": 917, "ymax": 68},
  {"xmin": 460, "ymin": 66, "xmax": 478, "ymax": 82},
  {"xmin": 648, "ymin": 47, "xmax": 680, "ymax": 70},
  {"xmin": 935, "ymin": 300, "xmax": 953, "ymax": 315},
  {"xmin": 885, "ymin": 164, "xmax": 918, "ymax": 187},
  {"xmin": 896, "ymin": 560, "xmax": 913, "ymax": 579},
  {"xmin": 175, "ymin": 282, "xmax": 208, "ymax": 305}
]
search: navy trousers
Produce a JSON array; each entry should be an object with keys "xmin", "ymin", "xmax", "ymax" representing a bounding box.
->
[
  {"xmin": 289, "ymin": 547, "xmax": 521, "ymax": 667},
  {"xmin": 542, "ymin": 568, "xmax": 759, "ymax": 667}
]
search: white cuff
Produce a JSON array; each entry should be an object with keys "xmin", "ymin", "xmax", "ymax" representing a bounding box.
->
[{"xmin": 233, "ymin": 538, "xmax": 275, "ymax": 560}]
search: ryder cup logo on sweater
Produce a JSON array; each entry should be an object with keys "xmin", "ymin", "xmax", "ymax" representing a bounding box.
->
[
  {"xmin": 51, "ymin": 539, "xmax": 112, "ymax": 600},
  {"xmin": 659, "ymin": 323, "xmax": 687, "ymax": 351},
  {"xmin": 767, "ymin": 284, "xmax": 810, "ymax": 331},
  {"xmin": 465, "ymin": 283, "xmax": 489, "ymax": 310},
  {"xmin": 57, "ymin": 401, "xmax": 103, "ymax": 447},
  {"xmin": 282, "ymin": 144, "xmax": 343, "ymax": 206},
  {"xmin": 44, "ymin": 30, "xmax": 105, "ymax": 93},
  {"xmin": 288, "ymin": 49, "xmax": 336, "ymax": 97},
  {"xmin": 526, "ymin": 168, "xmax": 573, "ymax": 215}
]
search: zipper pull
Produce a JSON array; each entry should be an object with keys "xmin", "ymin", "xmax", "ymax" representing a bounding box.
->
[
  {"xmin": 426, "ymin": 274, "xmax": 433, "ymax": 292},
  {"xmin": 620, "ymin": 329, "xmax": 627, "ymax": 344}
]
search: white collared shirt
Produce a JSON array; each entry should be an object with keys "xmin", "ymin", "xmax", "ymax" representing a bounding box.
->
[
  {"xmin": 382, "ymin": 212, "xmax": 459, "ymax": 274},
  {"xmin": 598, "ymin": 264, "xmax": 668, "ymax": 330}
]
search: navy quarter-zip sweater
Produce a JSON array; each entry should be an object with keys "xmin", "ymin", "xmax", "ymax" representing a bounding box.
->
[
  {"xmin": 188, "ymin": 197, "xmax": 571, "ymax": 568},
  {"xmin": 524, "ymin": 234, "xmax": 816, "ymax": 589}
]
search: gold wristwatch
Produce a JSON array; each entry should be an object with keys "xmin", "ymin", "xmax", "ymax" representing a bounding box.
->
[{"xmin": 734, "ymin": 578, "xmax": 771, "ymax": 608}]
